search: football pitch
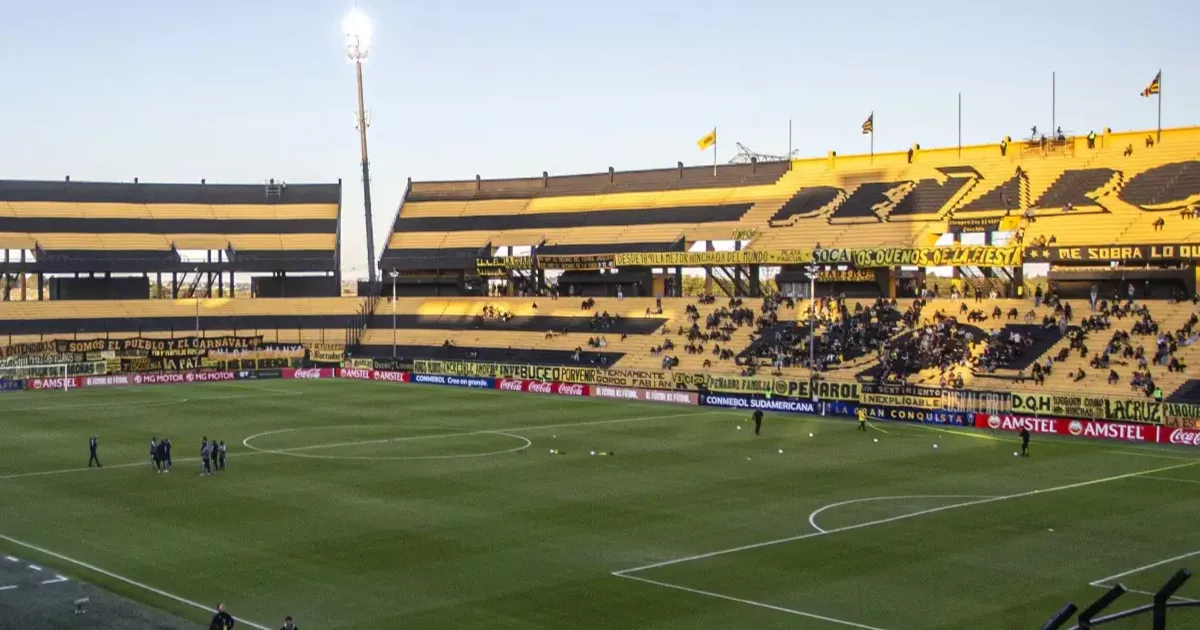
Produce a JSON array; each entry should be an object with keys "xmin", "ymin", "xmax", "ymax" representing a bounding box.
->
[{"xmin": 1, "ymin": 379, "xmax": 1199, "ymax": 629}]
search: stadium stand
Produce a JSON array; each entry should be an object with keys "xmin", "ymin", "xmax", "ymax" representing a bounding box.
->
[
  {"xmin": 0, "ymin": 178, "xmax": 365, "ymax": 353},
  {"xmin": 0, "ymin": 298, "xmax": 367, "ymax": 347}
]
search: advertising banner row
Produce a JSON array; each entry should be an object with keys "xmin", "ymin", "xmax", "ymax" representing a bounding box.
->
[
  {"xmin": 1010, "ymin": 392, "xmax": 1200, "ymax": 426},
  {"xmin": 409, "ymin": 359, "xmax": 861, "ymax": 402},
  {"xmin": 975, "ymin": 413, "xmax": 1200, "ymax": 447},
  {"xmin": 10, "ymin": 365, "xmax": 1200, "ymax": 450}
]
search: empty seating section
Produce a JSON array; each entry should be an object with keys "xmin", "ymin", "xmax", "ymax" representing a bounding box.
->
[
  {"xmin": 770, "ymin": 187, "xmax": 842, "ymax": 223},
  {"xmin": 828, "ymin": 183, "xmax": 897, "ymax": 221},
  {"xmin": 1031, "ymin": 169, "xmax": 1117, "ymax": 209},
  {"xmin": 887, "ymin": 178, "xmax": 971, "ymax": 219},
  {"xmin": 0, "ymin": 181, "xmax": 340, "ymax": 263},
  {"xmin": 1120, "ymin": 161, "xmax": 1200, "ymax": 207},
  {"xmin": 358, "ymin": 297, "xmax": 675, "ymax": 363},
  {"xmin": 958, "ymin": 175, "xmax": 1020, "ymax": 213},
  {"xmin": 0, "ymin": 298, "xmax": 366, "ymax": 347}
]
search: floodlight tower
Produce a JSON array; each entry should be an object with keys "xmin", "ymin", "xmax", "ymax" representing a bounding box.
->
[{"xmin": 344, "ymin": 8, "xmax": 378, "ymax": 285}]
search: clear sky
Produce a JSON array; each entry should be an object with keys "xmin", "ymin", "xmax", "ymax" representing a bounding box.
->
[{"xmin": 1, "ymin": 0, "xmax": 1194, "ymax": 279}]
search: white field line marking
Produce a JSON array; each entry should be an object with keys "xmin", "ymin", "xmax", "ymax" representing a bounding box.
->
[
  {"xmin": 1089, "ymin": 550, "xmax": 1200, "ymax": 585},
  {"xmin": 617, "ymin": 573, "xmax": 888, "ymax": 630},
  {"xmin": 0, "ymin": 533, "xmax": 271, "ymax": 630},
  {"xmin": 807, "ymin": 495, "xmax": 995, "ymax": 534},
  {"xmin": 27, "ymin": 564, "xmax": 41, "ymax": 572},
  {"xmin": 240, "ymin": 410, "xmax": 716, "ymax": 454},
  {"xmin": 245, "ymin": 430, "xmax": 534, "ymax": 462},
  {"xmin": 1139, "ymin": 475, "xmax": 1200, "ymax": 485},
  {"xmin": 0, "ymin": 389, "xmax": 299, "ymax": 417},
  {"xmin": 0, "ymin": 584, "xmax": 17, "ymax": 591},
  {"xmin": 4, "ymin": 555, "xmax": 16, "ymax": 562},
  {"xmin": 40, "ymin": 574, "xmax": 68, "ymax": 585},
  {"xmin": 615, "ymin": 459, "xmax": 1200, "ymax": 575},
  {"xmin": 1101, "ymin": 449, "xmax": 1200, "ymax": 462},
  {"xmin": 1088, "ymin": 583, "xmax": 1200, "ymax": 603},
  {"xmin": 0, "ymin": 410, "xmax": 717, "ymax": 481}
]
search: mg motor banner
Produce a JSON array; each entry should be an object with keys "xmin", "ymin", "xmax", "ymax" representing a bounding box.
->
[
  {"xmin": 494, "ymin": 379, "xmax": 589, "ymax": 397},
  {"xmin": 975, "ymin": 414, "xmax": 1159, "ymax": 443},
  {"xmin": 1164, "ymin": 427, "xmax": 1200, "ymax": 448},
  {"xmin": 132, "ymin": 371, "xmax": 236, "ymax": 385},
  {"xmin": 411, "ymin": 374, "xmax": 493, "ymax": 389},
  {"xmin": 591, "ymin": 385, "xmax": 698, "ymax": 406},
  {"xmin": 284, "ymin": 368, "xmax": 335, "ymax": 380}
]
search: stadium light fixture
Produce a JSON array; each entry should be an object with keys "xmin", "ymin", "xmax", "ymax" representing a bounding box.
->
[
  {"xmin": 343, "ymin": 8, "xmax": 372, "ymax": 61},
  {"xmin": 193, "ymin": 267, "xmax": 201, "ymax": 336},
  {"xmin": 389, "ymin": 268, "xmax": 399, "ymax": 357},
  {"xmin": 343, "ymin": 7, "xmax": 378, "ymax": 285},
  {"xmin": 804, "ymin": 253, "xmax": 821, "ymax": 384}
]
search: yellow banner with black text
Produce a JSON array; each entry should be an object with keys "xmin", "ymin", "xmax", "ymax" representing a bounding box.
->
[
  {"xmin": 411, "ymin": 359, "xmax": 859, "ymax": 401},
  {"xmin": 1007, "ymin": 392, "xmax": 1200, "ymax": 425}
]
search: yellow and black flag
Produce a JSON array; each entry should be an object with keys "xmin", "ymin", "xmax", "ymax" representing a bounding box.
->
[
  {"xmin": 861, "ymin": 113, "xmax": 874, "ymax": 134},
  {"xmin": 697, "ymin": 128, "xmax": 717, "ymax": 151},
  {"xmin": 1141, "ymin": 71, "xmax": 1161, "ymax": 97}
]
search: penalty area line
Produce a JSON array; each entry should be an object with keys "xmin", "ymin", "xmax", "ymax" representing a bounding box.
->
[
  {"xmin": 615, "ymin": 459, "xmax": 1200, "ymax": 575},
  {"xmin": 0, "ymin": 533, "xmax": 271, "ymax": 630},
  {"xmin": 614, "ymin": 573, "xmax": 888, "ymax": 630}
]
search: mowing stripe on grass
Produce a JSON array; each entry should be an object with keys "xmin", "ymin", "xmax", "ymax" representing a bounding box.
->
[
  {"xmin": 239, "ymin": 409, "xmax": 718, "ymax": 455},
  {"xmin": 0, "ymin": 533, "xmax": 271, "ymax": 630},
  {"xmin": 0, "ymin": 410, "xmax": 718, "ymax": 481},
  {"xmin": 614, "ymin": 459, "xmax": 1200, "ymax": 575},
  {"xmin": 617, "ymin": 573, "xmax": 888, "ymax": 630}
]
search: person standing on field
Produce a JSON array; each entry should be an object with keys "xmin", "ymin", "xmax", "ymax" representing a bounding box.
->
[{"xmin": 88, "ymin": 435, "xmax": 102, "ymax": 467}]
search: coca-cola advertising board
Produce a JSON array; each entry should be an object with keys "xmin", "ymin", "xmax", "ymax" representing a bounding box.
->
[
  {"xmin": 591, "ymin": 385, "xmax": 697, "ymax": 405},
  {"xmin": 974, "ymin": 413, "xmax": 1159, "ymax": 443},
  {"xmin": 1164, "ymin": 427, "xmax": 1200, "ymax": 448},
  {"xmin": 284, "ymin": 368, "xmax": 336, "ymax": 380},
  {"xmin": 494, "ymin": 379, "xmax": 590, "ymax": 397}
]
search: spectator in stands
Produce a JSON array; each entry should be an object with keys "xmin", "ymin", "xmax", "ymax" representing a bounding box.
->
[
  {"xmin": 1124, "ymin": 144, "xmax": 1134, "ymax": 157},
  {"xmin": 1000, "ymin": 139, "xmax": 1008, "ymax": 156},
  {"xmin": 1108, "ymin": 369, "xmax": 1120, "ymax": 385},
  {"xmin": 907, "ymin": 147, "xmax": 914, "ymax": 164},
  {"xmin": 1153, "ymin": 217, "xmax": 1166, "ymax": 231},
  {"xmin": 1146, "ymin": 135, "xmax": 1155, "ymax": 148},
  {"xmin": 1087, "ymin": 130, "xmax": 1096, "ymax": 149},
  {"xmin": 1034, "ymin": 284, "xmax": 1044, "ymax": 307}
]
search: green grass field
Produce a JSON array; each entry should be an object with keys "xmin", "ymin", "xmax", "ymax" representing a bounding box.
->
[{"xmin": 1, "ymin": 379, "xmax": 1199, "ymax": 629}]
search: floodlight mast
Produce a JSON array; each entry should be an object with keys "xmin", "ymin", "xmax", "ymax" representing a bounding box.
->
[{"xmin": 344, "ymin": 8, "xmax": 378, "ymax": 285}]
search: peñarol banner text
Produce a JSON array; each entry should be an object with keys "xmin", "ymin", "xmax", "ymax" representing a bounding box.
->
[
  {"xmin": 410, "ymin": 359, "xmax": 859, "ymax": 401},
  {"xmin": 1010, "ymin": 392, "xmax": 1200, "ymax": 425}
]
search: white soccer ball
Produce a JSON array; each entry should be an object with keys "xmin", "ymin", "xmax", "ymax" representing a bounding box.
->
[
  {"xmin": 1014, "ymin": 452, "xmax": 1019, "ymax": 457},
  {"xmin": 737, "ymin": 426, "xmax": 742, "ymax": 430},
  {"xmin": 808, "ymin": 433, "xmax": 814, "ymax": 438},
  {"xmin": 778, "ymin": 449, "xmax": 783, "ymax": 454},
  {"xmin": 590, "ymin": 450, "xmax": 596, "ymax": 456},
  {"xmin": 933, "ymin": 444, "xmax": 939, "ymax": 449},
  {"xmin": 873, "ymin": 438, "xmax": 879, "ymax": 443}
]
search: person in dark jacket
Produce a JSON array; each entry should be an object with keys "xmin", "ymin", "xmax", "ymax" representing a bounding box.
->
[{"xmin": 210, "ymin": 602, "xmax": 235, "ymax": 630}]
